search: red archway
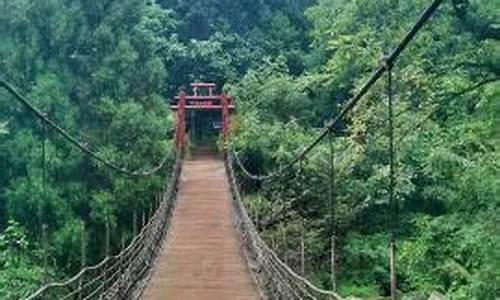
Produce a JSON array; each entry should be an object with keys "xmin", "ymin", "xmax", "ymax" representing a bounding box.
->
[{"xmin": 170, "ymin": 83, "xmax": 235, "ymax": 152}]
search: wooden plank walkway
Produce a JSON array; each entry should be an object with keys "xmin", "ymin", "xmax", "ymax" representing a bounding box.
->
[{"xmin": 141, "ymin": 154, "xmax": 260, "ymax": 300}]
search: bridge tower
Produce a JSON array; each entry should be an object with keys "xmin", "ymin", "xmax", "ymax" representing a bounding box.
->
[{"xmin": 171, "ymin": 83, "xmax": 235, "ymax": 152}]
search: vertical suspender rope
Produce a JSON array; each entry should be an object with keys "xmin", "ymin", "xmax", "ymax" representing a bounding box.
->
[
  {"xmin": 79, "ymin": 221, "xmax": 86, "ymax": 300},
  {"xmin": 387, "ymin": 60, "xmax": 398, "ymax": 300},
  {"xmin": 133, "ymin": 206, "xmax": 138, "ymax": 237},
  {"xmin": 39, "ymin": 121, "xmax": 46, "ymax": 237},
  {"xmin": 41, "ymin": 121, "xmax": 49, "ymax": 282},
  {"xmin": 80, "ymin": 221, "xmax": 86, "ymax": 269},
  {"xmin": 42, "ymin": 121, "xmax": 47, "ymax": 189},
  {"xmin": 103, "ymin": 217, "xmax": 110, "ymax": 292},
  {"xmin": 329, "ymin": 127, "xmax": 337, "ymax": 291},
  {"xmin": 299, "ymin": 159, "xmax": 306, "ymax": 276},
  {"xmin": 280, "ymin": 170, "xmax": 289, "ymax": 264}
]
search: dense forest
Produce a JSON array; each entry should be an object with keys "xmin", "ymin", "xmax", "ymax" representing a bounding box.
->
[{"xmin": 0, "ymin": 0, "xmax": 498, "ymax": 299}]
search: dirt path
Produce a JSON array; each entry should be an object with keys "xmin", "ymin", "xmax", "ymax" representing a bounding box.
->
[{"xmin": 140, "ymin": 154, "xmax": 260, "ymax": 300}]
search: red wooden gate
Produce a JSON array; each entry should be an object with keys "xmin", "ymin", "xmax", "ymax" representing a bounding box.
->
[{"xmin": 170, "ymin": 83, "xmax": 235, "ymax": 152}]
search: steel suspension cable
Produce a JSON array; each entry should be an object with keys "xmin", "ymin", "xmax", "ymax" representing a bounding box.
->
[
  {"xmin": 231, "ymin": 0, "xmax": 444, "ymax": 182},
  {"xmin": 0, "ymin": 78, "xmax": 171, "ymax": 177}
]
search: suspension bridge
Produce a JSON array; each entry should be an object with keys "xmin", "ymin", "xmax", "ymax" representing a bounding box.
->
[{"xmin": 0, "ymin": 0, "xmax": 448, "ymax": 299}]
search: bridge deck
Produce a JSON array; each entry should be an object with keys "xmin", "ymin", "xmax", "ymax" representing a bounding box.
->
[{"xmin": 141, "ymin": 154, "xmax": 259, "ymax": 300}]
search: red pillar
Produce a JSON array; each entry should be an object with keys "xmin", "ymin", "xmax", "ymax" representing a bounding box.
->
[
  {"xmin": 176, "ymin": 91, "xmax": 186, "ymax": 153},
  {"xmin": 221, "ymin": 94, "xmax": 230, "ymax": 147}
]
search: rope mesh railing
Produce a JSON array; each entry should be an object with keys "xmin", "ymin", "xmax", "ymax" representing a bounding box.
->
[
  {"xmin": 225, "ymin": 153, "xmax": 343, "ymax": 300},
  {"xmin": 24, "ymin": 154, "xmax": 182, "ymax": 300}
]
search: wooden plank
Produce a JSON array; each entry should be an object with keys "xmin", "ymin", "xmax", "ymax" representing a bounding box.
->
[{"xmin": 141, "ymin": 154, "xmax": 260, "ymax": 300}]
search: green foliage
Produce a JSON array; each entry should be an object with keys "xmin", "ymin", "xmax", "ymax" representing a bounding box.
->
[
  {"xmin": 0, "ymin": 221, "xmax": 48, "ymax": 300},
  {"xmin": 337, "ymin": 282, "xmax": 381, "ymax": 299},
  {"xmin": 229, "ymin": 0, "xmax": 499, "ymax": 298},
  {"xmin": 0, "ymin": 0, "xmax": 180, "ymax": 297},
  {"xmin": 0, "ymin": 0, "xmax": 498, "ymax": 298},
  {"xmin": 399, "ymin": 211, "xmax": 500, "ymax": 299},
  {"xmin": 342, "ymin": 233, "xmax": 390, "ymax": 293},
  {"xmin": 0, "ymin": 122, "xmax": 8, "ymax": 135}
]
